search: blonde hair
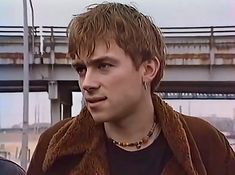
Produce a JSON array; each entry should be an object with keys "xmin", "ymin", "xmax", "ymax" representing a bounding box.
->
[{"xmin": 68, "ymin": 2, "xmax": 166, "ymax": 91}]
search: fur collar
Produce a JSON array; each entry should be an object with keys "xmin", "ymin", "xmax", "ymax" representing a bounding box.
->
[{"xmin": 42, "ymin": 95, "xmax": 205, "ymax": 175}]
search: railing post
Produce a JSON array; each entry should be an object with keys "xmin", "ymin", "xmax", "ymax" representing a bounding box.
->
[
  {"xmin": 50, "ymin": 27, "xmax": 55, "ymax": 65},
  {"xmin": 209, "ymin": 26, "xmax": 215, "ymax": 68}
]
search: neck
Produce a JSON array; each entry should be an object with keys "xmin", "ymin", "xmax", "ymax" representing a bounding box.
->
[{"xmin": 104, "ymin": 94, "xmax": 157, "ymax": 151}]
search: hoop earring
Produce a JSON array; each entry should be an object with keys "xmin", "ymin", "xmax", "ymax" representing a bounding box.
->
[{"xmin": 143, "ymin": 81, "xmax": 148, "ymax": 90}]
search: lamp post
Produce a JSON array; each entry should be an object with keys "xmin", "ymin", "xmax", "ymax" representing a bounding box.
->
[{"xmin": 21, "ymin": 0, "xmax": 29, "ymax": 170}]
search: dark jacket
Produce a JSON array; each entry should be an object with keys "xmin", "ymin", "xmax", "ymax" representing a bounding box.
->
[
  {"xmin": 27, "ymin": 95, "xmax": 235, "ymax": 175},
  {"xmin": 0, "ymin": 157, "xmax": 25, "ymax": 175}
]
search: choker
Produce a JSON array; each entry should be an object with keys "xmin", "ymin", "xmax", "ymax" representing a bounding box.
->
[{"xmin": 110, "ymin": 122, "xmax": 159, "ymax": 149}]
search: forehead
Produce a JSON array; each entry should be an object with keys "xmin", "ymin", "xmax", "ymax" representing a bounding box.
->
[{"xmin": 74, "ymin": 40, "xmax": 129, "ymax": 64}]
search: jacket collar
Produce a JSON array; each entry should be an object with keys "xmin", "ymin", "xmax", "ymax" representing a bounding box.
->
[{"xmin": 43, "ymin": 95, "xmax": 205, "ymax": 175}]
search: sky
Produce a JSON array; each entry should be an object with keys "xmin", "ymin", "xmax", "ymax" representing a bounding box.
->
[
  {"xmin": 0, "ymin": 0, "xmax": 235, "ymax": 128},
  {"xmin": 0, "ymin": 0, "xmax": 235, "ymax": 26},
  {"xmin": 0, "ymin": 0, "xmax": 235, "ymax": 27}
]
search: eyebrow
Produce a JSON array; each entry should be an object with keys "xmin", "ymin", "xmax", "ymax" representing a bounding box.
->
[{"xmin": 72, "ymin": 56, "xmax": 119, "ymax": 67}]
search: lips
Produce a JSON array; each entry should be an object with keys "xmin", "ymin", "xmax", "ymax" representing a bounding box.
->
[{"xmin": 85, "ymin": 96, "xmax": 107, "ymax": 104}]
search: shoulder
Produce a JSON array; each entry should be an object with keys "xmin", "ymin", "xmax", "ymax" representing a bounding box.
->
[
  {"xmin": 180, "ymin": 114, "xmax": 227, "ymax": 148},
  {"xmin": 180, "ymin": 114, "xmax": 235, "ymax": 173},
  {"xmin": 27, "ymin": 117, "xmax": 76, "ymax": 175},
  {"xmin": 39, "ymin": 117, "xmax": 74, "ymax": 142},
  {"xmin": 181, "ymin": 115, "xmax": 228, "ymax": 146},
  {"xmin": 35, "ymin": 116, "xmax": 77, "ymax": 155},
  {"xmin": 181, "ymin": 115, "xmax": 218, "ymax": 138},
  {"xmin": 0, "ymin": 157, "xmax": 25, "ymax": 175}
]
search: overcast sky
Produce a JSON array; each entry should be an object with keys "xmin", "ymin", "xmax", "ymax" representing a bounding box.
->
[
  {"xmin": 0, "ymin": 0, "xmax": 235, "ymax": 128},
  {"xmin": 1, "ymin": 0, "xmax": 235, "ymax": 27}
]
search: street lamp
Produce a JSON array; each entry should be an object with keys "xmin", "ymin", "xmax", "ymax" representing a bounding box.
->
[{"xmin": 21, "ymin": 0, "xmax": 29, "ymax": 170}]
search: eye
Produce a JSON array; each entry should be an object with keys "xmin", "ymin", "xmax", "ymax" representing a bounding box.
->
[
  {"xmin": 74, "ymin": 65, "xmax": 87, "ymax": 77},
  {"xmin": 98, "ymin": 63, "xmax": 112, "ymax": 71}
]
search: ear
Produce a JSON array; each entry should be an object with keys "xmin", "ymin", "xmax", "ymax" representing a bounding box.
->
[{"xmin": 141, "ymin": 57, "xmax": 160, "ymax": 83}]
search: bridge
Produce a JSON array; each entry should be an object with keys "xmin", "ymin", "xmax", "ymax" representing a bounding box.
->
[{"xmin": 0, "ymin": 25, "xmax": 235, "ymax": 123}]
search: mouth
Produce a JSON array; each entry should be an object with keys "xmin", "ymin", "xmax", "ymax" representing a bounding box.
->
[{"xmin": 85, "ymin": 96, "xmax": 107, "ymax": 106}]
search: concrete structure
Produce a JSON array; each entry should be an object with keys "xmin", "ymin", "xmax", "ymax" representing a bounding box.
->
[
  {"xmin": 233, "ymin": 108, "xmax": 235, "ymax": 135},
  {"xmin": 0, "ymin": 26, "xmax": 235, "ymax": 124}
]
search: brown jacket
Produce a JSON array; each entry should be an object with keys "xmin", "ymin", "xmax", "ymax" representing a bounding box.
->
[{"xmin": 27, "ymin": 95, "xmax": 235, "ymax": 175}]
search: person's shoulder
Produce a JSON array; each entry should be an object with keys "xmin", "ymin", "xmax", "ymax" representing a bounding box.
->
[
  {"xmin": 39, "ymin": 117, "xmax": 75, "ymax": 142},
  {"xmin": 179, "ymin": 114, "xmax": 235, "ymax": 173},
  {"xmin": 181, "ymin": 114, "xmax": 222, "ymax": 140},
  {"xmin": 179, "ymin": 114, "xmax": 233, "ymax": 155},
  {"xmin": 0, "ymin": 157, "xmax": 25, "ymax": 175},
  {"xmin": 182, "ymin": 115, "xmax": 214, "ymax": 131},
  {"xmin": 27, "ymin": 116, "xmax": 80, "ymax": 174}
]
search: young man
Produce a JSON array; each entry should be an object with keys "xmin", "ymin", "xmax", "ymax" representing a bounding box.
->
[{"xmin": 27, "ymin": 2, "xmax": 235, "ymax": 175}]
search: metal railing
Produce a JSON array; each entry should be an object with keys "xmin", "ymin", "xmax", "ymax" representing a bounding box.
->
[
  {"xmin": 0, "ymin": 25, "xmax": 235, "ymax": 37},
  {"xmin": 161, "ymin": 25, "xmax": 235, "ymax": 37},
  {"xmin": 158, "ymin": 92, "xmax": 235, "ymax": 99},
  {"xmin": 40, "ymin": 25, "xmax": 235, "ymax": 37},
  {"xmin": 42, "ymin": 26, "xmax": 67, "ymax": 37},
  {"xmin": 0, "ymin": 26, "xmax": 39, "ymax": 36}
]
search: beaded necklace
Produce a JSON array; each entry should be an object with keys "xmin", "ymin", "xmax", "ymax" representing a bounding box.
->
[{"xmin": 110, "ymin": 122, "xmax": 159, "ymax": 149}]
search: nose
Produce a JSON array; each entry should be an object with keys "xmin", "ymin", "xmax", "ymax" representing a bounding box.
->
[{"xmin": 80, "ymin": 70, "xmax": 100, "ymax": 92}]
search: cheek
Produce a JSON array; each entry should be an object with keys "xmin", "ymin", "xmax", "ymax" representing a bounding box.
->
[
  {"xmin": 106, "ymin": 72, "xmax": 142, "ymax": 97},
  {"xmin": 110, "ymin": 73, "xmax": 138, "ymax": 89}
]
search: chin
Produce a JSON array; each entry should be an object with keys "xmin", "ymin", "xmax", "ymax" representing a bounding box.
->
[
  {"xmin": 90, "ymin": 110, "xmax": 116, "ymax": 123},
  {"xmin": 92, "ymin": 115, "xmax": 109, "ymax": 123}
]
